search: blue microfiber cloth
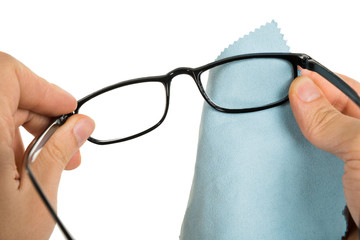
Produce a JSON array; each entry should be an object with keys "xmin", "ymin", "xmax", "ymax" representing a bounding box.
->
[{"xmin": 180, "ymin": 21, "xmax": 347, "ymax": 239}]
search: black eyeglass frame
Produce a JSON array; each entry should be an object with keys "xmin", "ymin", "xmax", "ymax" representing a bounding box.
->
[{"xmin": 25, "ymin": 52, "xmax": 360, "ymax": 240}]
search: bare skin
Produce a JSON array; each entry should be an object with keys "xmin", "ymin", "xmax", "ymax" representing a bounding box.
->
[
  {"xmin": 0, "ymin": 52, "xmax": 94, "ymax": 240},
  {"xmin": 289, "ymin": 70, "xmax": 360, "ymax": 238},
  {"xmin": 0, "ymin": 51, "xmax": 358, "ymax": 239}
]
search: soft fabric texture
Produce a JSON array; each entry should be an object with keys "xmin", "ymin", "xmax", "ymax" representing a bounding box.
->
[{"xmin": 180, "ymin": 21, "xmax": 347, "ymax": 239}]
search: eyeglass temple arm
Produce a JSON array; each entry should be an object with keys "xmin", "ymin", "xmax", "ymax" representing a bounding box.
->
[
  {"xmin": 300, "ymin": 56, "xmax": 360, "ymax": 108},
  {"xmin": 300, "ymin": 56, "xmax": 360, "ymax": 239},
  {"xmin": 26, "ymin": 117, "xmax": 74, "ymax": 240}
]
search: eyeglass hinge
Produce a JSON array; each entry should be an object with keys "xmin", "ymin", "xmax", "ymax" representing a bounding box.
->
[
  {"xmin": 58, "ymin": 112, "xmax": 75, "ymax": 126},
  {"xmin": 298, "ymin": 54, "xmax": 312, "ymax": 69}
]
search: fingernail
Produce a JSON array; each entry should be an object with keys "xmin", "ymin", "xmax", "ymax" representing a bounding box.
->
[
  {"xmin": 73, "ymin": 117, "xmax": 95, "ymax": 147},
  {"xmin": 296, "ymin": 77, "xmax": 321, "ymax": 102}
]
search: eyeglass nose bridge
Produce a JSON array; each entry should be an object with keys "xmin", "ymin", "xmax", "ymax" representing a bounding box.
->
[
  {"xmin": 166, "ymin": 67, "xmax": 202, "ymax": 93},
  {"xmin": 167, "ymin": 67, "xmax": 196, "ymax": 79}
]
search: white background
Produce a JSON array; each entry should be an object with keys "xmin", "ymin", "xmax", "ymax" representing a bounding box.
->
[{"xmin": 0, "ymin": 1, "xmax": 359, "ymax": 239}]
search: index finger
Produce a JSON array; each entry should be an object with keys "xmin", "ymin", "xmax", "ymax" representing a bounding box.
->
[
  {"xmin": 0, "ymin": 52, "xmax": 77, "ymax": 116},
  {"xmin": 300, "ymin": 69, "xmax": 360, "ymax": 118}
]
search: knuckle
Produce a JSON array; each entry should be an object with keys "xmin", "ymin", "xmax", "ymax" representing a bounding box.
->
[
  {"xmin": 0, "ymin": 51, "xmax": 10, "ymax": 59},
  {"xmin": 0, "ymin": 52, "xmax": 18, "ymax": 80},
  {"xmin": 344, "ymin": 160, "xmax": 360, "ymax": 173},
  {"xmin": 42, "ymin": 140, "xmax": 67, "ymax": 169},
  {"xmin": 343, "ymin": 160, "xmax": 360, "ymax": 190},
  {"xmin": 0, "ymin": 52, "xmax": 14, "ymax": 66},
  {"xmin": 305, "ymin": 106, "xmax": 340, "ymax": 142},
  {"xmin": 336, "ymin": 131, "xmax": 360, "ymax": 161}
]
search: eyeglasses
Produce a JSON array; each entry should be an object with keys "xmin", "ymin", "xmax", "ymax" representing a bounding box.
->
[{"xmin": 25, "ymin": 53, "xmax": 360, "ymax": 239}]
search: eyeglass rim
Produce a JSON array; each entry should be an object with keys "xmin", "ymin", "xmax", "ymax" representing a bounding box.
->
[
  {"xmin": 77, "ymin": 77, "xmax": 171, "ymax": 145},
  {"xmin": 76, "ymin": 53, "xmax": 300, "ymax": 145},
  {"xmin": 75, "ymin": 53, "xmax": 360, "ymax": 145},
  {"xmin": 25, "ymin": 52, "xmax": 360, "ymax": 240}
]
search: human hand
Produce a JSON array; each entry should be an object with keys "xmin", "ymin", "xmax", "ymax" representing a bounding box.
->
[
  {"xmin": 289, "ymin": 69, "xmax": 360, "ymax": 237},
  {"xmin": 0, "ymin": 52, "xmax": 95, "ymax": 240}
]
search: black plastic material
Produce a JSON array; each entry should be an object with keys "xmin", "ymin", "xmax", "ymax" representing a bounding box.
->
[
  {"xmin": 25, "ymin": 53, "xmax": 360, "ymax": 239},
  {"xmin": 74, "ymin": 53, "xmax": 360, "ymax": 145}
]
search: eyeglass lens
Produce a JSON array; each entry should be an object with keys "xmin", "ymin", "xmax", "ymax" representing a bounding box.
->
[
  {"xmin": 77, "ymin": 81, "xmax": 167, "ymax": 142},
  {"xmin": 78, "ymin": 58, "xmax": 296, "ymax": 142},
  {"xmin": 200, "ymin": 58, "xmax": 294, "ymax": 109}
]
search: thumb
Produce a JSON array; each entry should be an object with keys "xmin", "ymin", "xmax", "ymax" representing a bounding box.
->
[
  {"xmin": 289, "ymin": 75, "xmax": 360, "ymax": 226},
  {"xmin": 289, "ymin": 75, "xmax": 360, "ymax": 159},
  {"xmin": 28, "ymin": 115, "xmax": 95, "ymax": 196}
]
